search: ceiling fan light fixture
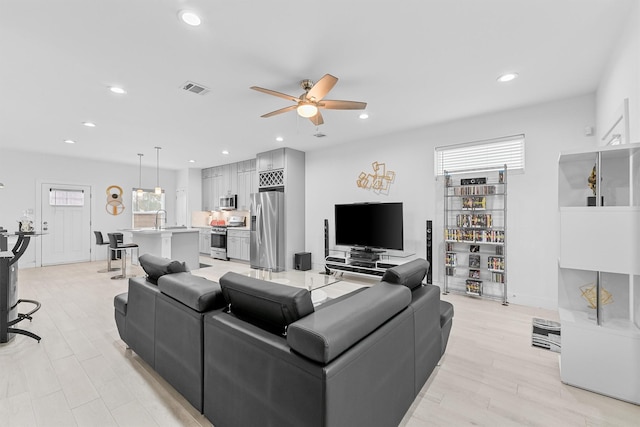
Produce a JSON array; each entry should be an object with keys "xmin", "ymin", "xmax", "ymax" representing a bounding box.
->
[{"xmin": 297, "ymin": 103, "xmax": 318, "ymax": 118}]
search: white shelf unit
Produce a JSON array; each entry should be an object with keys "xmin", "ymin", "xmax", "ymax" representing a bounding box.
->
[
  {"xmin": 443, "ymin": 166, "xmax": 508, "ymax": 305},
  {"xmin": 558, "ymin": 142, "xmax": 640, "ymax": 404}
]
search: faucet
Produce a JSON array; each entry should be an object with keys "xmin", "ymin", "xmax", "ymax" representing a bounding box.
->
[{"xmin": 155, "ymin": 209, "xmax": 167, "ymax": 230}]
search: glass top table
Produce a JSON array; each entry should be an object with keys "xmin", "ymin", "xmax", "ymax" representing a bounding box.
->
[{"xmin": 193, "ymin": 262, "xmax": 372, "ymax": 305}]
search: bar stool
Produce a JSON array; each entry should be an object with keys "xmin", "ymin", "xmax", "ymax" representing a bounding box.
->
[
  {"xmin": 94, "ymin": 231, "xmax": 119, "ymax": 273},
  {"xmin": 107, "ymin": 233, "xmax": 139, "ymax": 280}
]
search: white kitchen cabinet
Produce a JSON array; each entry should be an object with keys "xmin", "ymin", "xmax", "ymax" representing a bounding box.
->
[
  {"xmin": 237, "ymin": 159, "xmax": 256, "ymax": 210},
  {"xmin": 199, "ymin": 229, "xmax": 211, "ymax": 254},
  {"xmin": 202, "ymin": 168, "xmax": 214, "ymax": 211},
  {"xmin": 227, "ymin": 229, "xmax": 250, "ymax": 261},
  {"xmin": 257, "ymin": 148, "xmax": 285, "ymax": 172}
]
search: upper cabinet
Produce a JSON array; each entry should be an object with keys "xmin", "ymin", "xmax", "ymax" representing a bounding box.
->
[
  {"xmin": 237, "ymin": 159, "xmax": 257, "ymax": 211},
  {"xmin": 257, "ymin": 148, "xmax": 285, "ymax": 172}
]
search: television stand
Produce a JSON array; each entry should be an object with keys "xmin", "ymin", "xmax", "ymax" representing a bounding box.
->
[{"xmin": 325, "ymin": 249, "xmax": 411, "ymax": 279}]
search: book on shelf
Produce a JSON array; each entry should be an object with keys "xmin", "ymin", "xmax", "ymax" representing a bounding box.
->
[
  {"xmin": 446, "ymin": 266, "xmax": 456, "ymax": 276},
  {"xmin": 469, "ymin": 254, "xmax": 481, "ymax": 268},
  {"xmin": 469, "ymin": 244, "xmax": 480, "ymax": 253},
  {"xmin": 469, "ymin": 269, "xmax": 481, "ymax": 279},
  {"xmin": 466, "ymin": 279, "xmax": 483, "ymax": 295},
  {"xmin": 492, "ymin": 272, "xmax": 505, "ymax": 283},
  {"xmin": 495, "ymin": 245, "xmax": 504, "ymax": 255}
]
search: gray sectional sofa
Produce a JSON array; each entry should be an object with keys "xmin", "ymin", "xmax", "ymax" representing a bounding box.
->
[
  {"xmin": 113, "ymin": 255, "xmax": 453, "ymax": 427},
  {"xmin": 114, "ymin": 254, "xmax": 226, "ymax": 412}
]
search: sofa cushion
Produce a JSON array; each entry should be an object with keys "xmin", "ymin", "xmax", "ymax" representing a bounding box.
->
[
  {"xmin": 139, "ymin": 253, "xmax": 189, "ymax": 285},
  {"xmin": 219, "ymin": 272, "xmax": 314, "ymax": 336},
  {"xmin": 287, "ymin": 282, "xmax": 411, "ymax": 364},
  {"xmin": 381, "ymin": 258, "xmax": 429, "ymax": 290},
  {"xmin": 158, "ymin": 272, "xmax": 225, "ymax": 313}
]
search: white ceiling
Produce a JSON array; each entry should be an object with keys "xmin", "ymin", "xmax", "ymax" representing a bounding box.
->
[{"xmin": 0, "ymin": 0, "xmax": 634, "ymax": 170}]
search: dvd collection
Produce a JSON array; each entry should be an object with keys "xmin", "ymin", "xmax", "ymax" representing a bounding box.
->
[
  {"xmin": 445, "ymin": 228, "xmax": 505, "ymax": 243},
  {"xmin": 445, "ymin": 253, "xmax": 457, "ymax": 267},
  {"xmin": 487, "ymin": 256, "xmax": 504, "ymax": 271},
  {"xmin": 461, "ymin": 196, "xmax": 486, "ymax": 210},
  {"xmin": 492, "ymin": 272, "xmax": 505, "ymax": 283},
  {"xmin": 468, "ymin": 269, "xmax": 481, "ymax": 279},
  {"xmin": 469, "ymin": 254, "xmax": 481, "ymax": 268},
  {"xmin": 456, "ymin": 213, "xmax": 492, "ymax": 228},
  {"xmin": 465, "ymin": 279, "xmax": 482, "ymax": 295},
  {"xmin": 453, "ymin": 185, "xmax": 496, "ymax": 196}
]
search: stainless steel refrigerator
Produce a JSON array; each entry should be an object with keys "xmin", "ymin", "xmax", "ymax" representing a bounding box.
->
[{"xmin": 250, "ymin": 191, "xmax": 285, "ymax": 272}]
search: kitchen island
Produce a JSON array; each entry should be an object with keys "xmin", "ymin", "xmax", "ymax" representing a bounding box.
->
[{"xmin": 123, "ymin": 228, "xmax": 200, "ymax": 271}]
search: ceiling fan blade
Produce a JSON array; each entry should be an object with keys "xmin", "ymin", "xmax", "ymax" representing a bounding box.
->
[
  {"xmin": 250, "ymin": 86, "xmax": 299, "ymax": 103},
  {"xmin": 306, "ymin": 74, "xmax": 338, "ymax": 101},
  {"xmin": 309, "ymin": 111, "xmax": 324, "ymax": 126},
  {"xmin": 261, "ymin": 105, "xmax": 297, "ymax": 118},
  {"xmin": 319, "ymin": 100, "xmax": 367, "ymax": 110}
]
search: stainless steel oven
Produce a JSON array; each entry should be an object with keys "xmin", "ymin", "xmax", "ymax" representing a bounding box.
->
[{"xmin": 211, "ymin": 226, "xmax": 228, "ymax": 260}]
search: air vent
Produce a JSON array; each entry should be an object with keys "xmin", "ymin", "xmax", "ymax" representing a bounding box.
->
[{"xmin": 181, "ymin": 81, "xmax": 210, "ymax": 95}]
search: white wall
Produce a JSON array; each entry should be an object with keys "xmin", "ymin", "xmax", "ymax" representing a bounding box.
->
[
  {"xmin": 306, "ymin": 94, "xmax": 597, "ymax": 309},
  {"xmin": 0, "ymin": 148, "xmax": 177, "ymax": 266},
  {"xmin": 597, "ymin": 1, "xmax": 640, "ymax": 144}
]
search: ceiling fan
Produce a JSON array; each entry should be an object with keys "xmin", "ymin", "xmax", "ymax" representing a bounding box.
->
[{"xmin": 250, "ymin": 74, "xmax": 367, "ymax": 126}]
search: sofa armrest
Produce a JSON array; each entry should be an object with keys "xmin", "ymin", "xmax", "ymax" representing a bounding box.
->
[{"xmin": 287, "ymin": 283, "xmax": 411, "ymax": 364}]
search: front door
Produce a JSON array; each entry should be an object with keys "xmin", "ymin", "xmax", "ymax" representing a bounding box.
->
[{"xmin": 40, "ymin": 183, "xmax": 92, "ymax": 266}]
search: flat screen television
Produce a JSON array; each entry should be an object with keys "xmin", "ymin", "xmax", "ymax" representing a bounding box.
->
[{"xmin": 334, "ymin": 202, "xmax": 404, "ymax": 251}]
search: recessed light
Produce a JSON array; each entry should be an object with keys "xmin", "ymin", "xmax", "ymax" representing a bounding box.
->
[
  {"xmin": 179, "ymin": 10, "xmax": 201, "ymax": 26},
  {"xmin": 64, "ymin": 139, "xmax": 75, "ymax": 144},
  {"xmin": 109, "ymin": 86, "xmax": 126, "ymax": 94},
  {"xmin": 497, "ymin": 72, "xmax": 519, "ymax": 83},
  {"xmin": 82, "ymin": 121, "xmax": 96, "ymax": 127},
  {"xmin": 188, "ymin": 159, "xmax": 196, "ymax": 163},
  {"xmin": 275, "ymin": 136, "xmax": 284, "ymax": 142},
  {"xmin": 222, "ymin": 150, "xmax": 229, "ymax": 155},
  {"xmin": 359, "ymin": 112, "xmax": 369, "ymax": 119}
]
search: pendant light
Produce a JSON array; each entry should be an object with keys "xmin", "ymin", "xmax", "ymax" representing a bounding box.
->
[
  {"xmin": 154, "ymin": 146, "xmax": 162, "ymax": 195},
  {"xmin": 136, "ymin": 153, "xmax": 144, "ymax": 196}
]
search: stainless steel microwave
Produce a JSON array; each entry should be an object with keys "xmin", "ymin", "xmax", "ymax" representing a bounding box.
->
[{"xmin": 219, "ymin": 194, "xmax": 237, "ymax": 210}]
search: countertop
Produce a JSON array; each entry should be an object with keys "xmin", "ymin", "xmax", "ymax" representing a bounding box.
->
[{"xmin": 119, "ymin": 227, "xmax": 199, "ymax": 234}]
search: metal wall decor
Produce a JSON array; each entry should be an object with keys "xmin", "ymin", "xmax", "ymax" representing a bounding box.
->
[
  {"xmin": 356, "ymin": 161, "xmax": 395, "ymax": 194},
  {"xmin": 106, "ymin": 185, "xmax": 125, "ymax": 215}
]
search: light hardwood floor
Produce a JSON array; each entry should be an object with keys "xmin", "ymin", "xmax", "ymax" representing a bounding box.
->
[{"xmin": 1, "ymin": 259, "xmax": 639, "ymax": 426}]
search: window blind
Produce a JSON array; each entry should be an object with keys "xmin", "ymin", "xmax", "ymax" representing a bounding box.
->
[
  {"xmin": 435, "ymin": 134, "xmax": 525, "ymax": 176},
  {"xmin": 49, "ymin": 188, "xmax": 85, "ymax": 206}
]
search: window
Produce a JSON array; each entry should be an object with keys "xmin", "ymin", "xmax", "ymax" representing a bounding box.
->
[
  {"xmin": 434, "ymin": 134, "xmax": 525, "ymax": 176},
  {"xmin": 49, "ymin": 188, "xmax": 85, "ymax": 206},
  {"xmin": 131, "ymin": 189, "xmax": 165, "ymax": 228}
]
